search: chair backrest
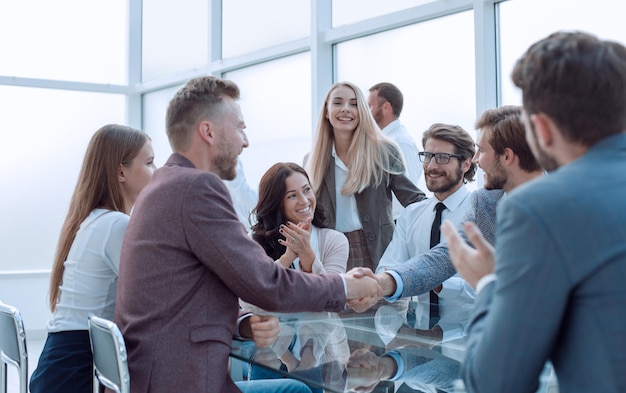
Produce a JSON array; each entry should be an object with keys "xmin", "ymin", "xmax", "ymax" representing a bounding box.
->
[
  {"xmin": 88, "ymin": 315, "xmax": 130, "ymax": 393},
  {"xmin": 0, "ymin": 302, "xmax": 28, "ymax": 393}
]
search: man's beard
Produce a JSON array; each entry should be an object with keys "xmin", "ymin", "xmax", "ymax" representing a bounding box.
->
[
  {"xmin": 214, "ymin": 142, "xmax": 238, "ymax": 180},
  {"xmin": 425, "ymin": 164, "xmax": 463, "ymax": 194},
  {"xmin": 529, "ymin": 121, "xmax": 559, "ymax": 171},
  {"xmin": 484, "ymin": 157, "xmax": 507, "ymax": 190}
]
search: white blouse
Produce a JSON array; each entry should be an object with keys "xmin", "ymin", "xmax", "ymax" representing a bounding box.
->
[{"xmin": 47, "ymin": 209, "xmax": 130, "ymax": 332}]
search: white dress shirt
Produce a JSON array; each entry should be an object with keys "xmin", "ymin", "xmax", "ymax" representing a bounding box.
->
[{"xmin": 381, "ymin": 119, "xmax": 422, "ymax": 219}]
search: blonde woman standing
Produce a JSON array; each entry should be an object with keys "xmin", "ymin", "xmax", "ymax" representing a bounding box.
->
[
  {"xmin": 30, "ymin": 124, "xmax": 156, "ymax": 393},
  {"xmin": 306, "ymin": 82, "xmax": 426, "ymax": 272}
]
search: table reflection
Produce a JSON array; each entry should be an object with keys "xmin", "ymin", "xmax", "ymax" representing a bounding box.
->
[{"xmin": 232, "ymin": 301, "xmax": 468, "ymax": 393}]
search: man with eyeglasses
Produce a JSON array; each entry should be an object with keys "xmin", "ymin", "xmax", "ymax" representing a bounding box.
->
[{"xmin": 374, "ymin": 123, "xmax": 476, "ymax": 338}]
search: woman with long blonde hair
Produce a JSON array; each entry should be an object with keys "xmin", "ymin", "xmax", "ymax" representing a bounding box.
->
[
  {"xmin": 306, "ymin": 82, "xmax": 426, "ymax": 272},
  {"xmin": 30, "ymin": 124, "xmax": 156, "ymax": 393}
]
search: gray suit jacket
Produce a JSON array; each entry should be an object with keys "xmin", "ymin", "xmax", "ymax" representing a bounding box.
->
[
  {"xmin": 316, "ymin": 147, "xmax": 426, "ymax": 269},
  {"xmin": 115, "ymin": 154, "xmax": 346, "ymax": 393},
  {"xmin": 463, "ymin": 134, "xmax": 626, "ymax": 392},
  {"xmin": 395, "ymin": 188, "xmax": 504, "ymax": 297}
]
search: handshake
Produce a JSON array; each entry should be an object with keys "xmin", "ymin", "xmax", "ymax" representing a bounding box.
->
[{"xmin": 343, "ymin": 268, "xmax": 396, "ymax": 313}]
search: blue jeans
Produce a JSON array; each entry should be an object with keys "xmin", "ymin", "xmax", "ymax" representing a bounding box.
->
[{"xmin": 235, "ymin": 379, "xmax": 312, "ymax": 393}]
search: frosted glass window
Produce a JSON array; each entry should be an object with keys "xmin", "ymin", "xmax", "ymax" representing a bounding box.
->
[
  {"xmin": 0, "ymin": 87, "xmax": 125, "ymax": 271},
  {"xmin": 332, "ymin": 0, "xmax": 435, "ymax": 27},
  {"xmin": 0, "ymin": 0, "xmax": 127, "ymax": 84},
  {"xmin": 222, "ymin": 0, "xmax": 310, "ymax": 58},
  {"xmin": 499, "ymin": 0, "xmax": 626, "ymax": 106},
  {"xmin": 142, "ymin": 85, "xmax": 183, "ymax": 168},
  {"xmin": 142, "ymin": 0, "xmax": 209, "ymax": 81},
  {"xmin": 224, "ymin": 52, "xmax": 311, "ymax": 191},
  {"xmin": 336, "ymin": 11, "xmax": 475, "ymax": 194}
]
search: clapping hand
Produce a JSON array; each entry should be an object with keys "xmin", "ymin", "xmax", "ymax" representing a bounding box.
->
[
  {"xmin": 441, "ymin": 220, "xmax": 495, "ymax": 289},
  {"xmin": 278, "ymin": 220, "xmax": 316, "ymax": 271}
]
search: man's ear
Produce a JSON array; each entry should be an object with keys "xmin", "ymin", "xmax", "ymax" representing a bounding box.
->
[
  {"xmin": 382, "ymin": 101, "xmax": 391, "ymax": 112},
  {"xmin": 502, "ymin": 147, "xmax": 516, "ymax": 166},
  {"xmin": 530, "ymin": 113, "xmax": 556, "ymax": 149},
  {"xmin": 198, "ymin": 120, "xmax": 215, "ymax": 145}
]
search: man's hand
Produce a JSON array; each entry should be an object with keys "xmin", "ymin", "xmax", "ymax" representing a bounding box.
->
[
  {"xmin": 247, "ymin": 314, "xmax": 280, "ymax": 348},
  {"xmin": 344, "ymin": 268, "xmax": 382, "ymax": 310},
  {"xmin": 441, "ymin": 220, "xmax": 494, "ymax": 289},
  {"xmin": 345, "ymin": 269, "xmax": 398, "ymax": 312}
]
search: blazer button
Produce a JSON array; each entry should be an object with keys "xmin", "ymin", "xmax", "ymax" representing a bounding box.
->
[
  {"xmin": 367, "ymin": 234, "xmax": 375, "ymax": 241},
  {"xmin": 363, "ymin": 215, "xmax": 370, "ymax": 222}
]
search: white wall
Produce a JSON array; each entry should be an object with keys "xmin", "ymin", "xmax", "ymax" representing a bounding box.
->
[{"xmin": 0, "ymin": 271, "xmax": 52, "ymax": 338}]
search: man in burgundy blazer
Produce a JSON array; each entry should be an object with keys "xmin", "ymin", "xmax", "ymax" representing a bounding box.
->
[{"xmin": 114, "ymin": 76, "xmax": 380, "ymax": 393}]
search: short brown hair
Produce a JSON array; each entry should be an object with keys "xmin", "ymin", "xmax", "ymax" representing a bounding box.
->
[
  {"xmin": 512, "ymin": 31, "xmax": 626, "ymax": 146},
  {"xmin": 166, "ymin": 76, "xmax": 240, "ymax": 151},
  {"xmin": 369, "ymin": 82, "xmax": 403, "ymax": 117},
  {"xmin": 422, "ymin": 123, "xmax": 476, "ymax": 183},
  {"xmin": 475, "ymin": 106, "xmax": 540, "ymax": 173}
]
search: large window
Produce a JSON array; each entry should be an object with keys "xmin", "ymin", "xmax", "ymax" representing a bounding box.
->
[
  {"xmin": 332, "ymin": 0, "xmax": 437, "ymax": 27},
  {"xmin": 222, "ymin": 0, "xmax": 310, "ymax": 59},
  {"xmin": 0, "ymin": 87, "xmax": 125, "ymax": 271},
  {"xmin": 0, "ymin": 0, "xmax": 127, "ymax": 84},
  {"xmin": 224, "ymin": 52, "xmax": 312, "ymax": 190},
  {"xmin": 142, "ymin": 0, "xmax": 209, "ymax": 81},
  {"xmin": 499, "ymin": 0, "xmax": 626, "ymax": 105}
]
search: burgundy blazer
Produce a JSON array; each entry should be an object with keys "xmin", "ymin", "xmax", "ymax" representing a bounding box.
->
[{"xmin": 115, "ymin": 154, "xmax": 346, "ymax": 393}]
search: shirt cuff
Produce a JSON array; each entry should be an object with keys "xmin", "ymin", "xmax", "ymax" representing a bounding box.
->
[
  {"xmin": 382, "ymin": 351, "xmax": 404, "ymax": 381},
  {"xmin": 341, "ymin": 275, "xmax": 347, "ymax": 297},
  {"xmin": 475, "ymin": 273, "xmax": 496, "ymax": 295},
  {"xmin": 234, "ymin": 311, "xmax": 253, "ymax": 340},
  {"xmin": 382, "ymin": 270, "xmax": 404, "ymax": 302}
]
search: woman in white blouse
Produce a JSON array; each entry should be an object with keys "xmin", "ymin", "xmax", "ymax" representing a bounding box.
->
[{"xmin": 30, "ymin": 124, "xmax": 156, "ymax": 393}]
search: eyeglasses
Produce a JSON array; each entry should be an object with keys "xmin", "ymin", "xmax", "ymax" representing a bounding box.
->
[{"xmin": 418, "ymin": 152, "xmax": 463, "ymax": 165}]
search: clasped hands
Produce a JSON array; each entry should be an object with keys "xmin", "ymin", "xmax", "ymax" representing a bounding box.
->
[
  {"xmin": 344, "ymin": 267, "xmax": 384, "ymax": 312},
  {"xmin": 344, "ymin": 219, "xmax": 496, "ymax": 313}
]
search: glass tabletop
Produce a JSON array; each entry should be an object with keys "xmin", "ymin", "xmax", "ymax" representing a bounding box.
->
[{"xmin": 231, "ymin": 300, "xmax": 468, "ymax": 393}]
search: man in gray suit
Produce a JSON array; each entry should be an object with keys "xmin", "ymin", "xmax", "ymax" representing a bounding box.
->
[
  {"xmin": 348, "ymin": 105, "xmax": 542, "ymax": 312},
  {"xmin": 115, "ymin": 76, "xmax": 381, "ymax": 393},
  {"xmin": 444, "ymin": 31, "xmax": 626, "ymax": 392}
]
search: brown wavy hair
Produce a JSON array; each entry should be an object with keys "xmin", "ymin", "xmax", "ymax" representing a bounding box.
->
[{"xmin": 251, "ymin": 162, "xmax": 328, "ymax": 260}]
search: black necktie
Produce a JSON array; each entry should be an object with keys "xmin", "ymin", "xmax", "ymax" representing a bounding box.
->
[{"xmin": 429, "ymin": 202, "xmax": 446, "ymax": 327}]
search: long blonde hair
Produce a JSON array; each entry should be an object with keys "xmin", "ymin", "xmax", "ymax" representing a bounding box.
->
[
  {"xmin": 49, "ymin": 124, "xmax": 149, "ymax": 312},
  {"xmin": 307, "ymin": 81, "xmax": 404, "ymax": 195}
]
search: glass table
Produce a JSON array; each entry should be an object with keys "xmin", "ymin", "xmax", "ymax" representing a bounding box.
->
[{"xmin": 231, "ymin": 300, "xmax": 470, "ymax": 393}]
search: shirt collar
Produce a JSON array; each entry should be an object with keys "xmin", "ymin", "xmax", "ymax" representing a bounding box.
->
[{"xmin": 435, "ymin": 185, "xmax": 470, "ymax": 212}]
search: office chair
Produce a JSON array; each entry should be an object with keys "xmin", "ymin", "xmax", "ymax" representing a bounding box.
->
[
  {"xmin": 0, "ymin": 302, "xmax": 28, "ymax": 393},
  {"xmin": 88, "ymin": 315, "xmax": 130, "ymax": 393}
]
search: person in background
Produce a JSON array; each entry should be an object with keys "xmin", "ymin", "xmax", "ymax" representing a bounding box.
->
[
  {"xmin": 224, "ymin": 157, "xmax": 258, "ymax": 231},
  {"xmin": 30, "ymin": 124, "xmax": 156, "ymax": 393},
  {"xmin": 368, "ymin": 82, "xmax": 423, "ymax": 220},
  {"xmin": 114, "ymin": 76, "xmax": 381, "ymax": 393},
  {"xmin": 443, "ymin": 31, "xmax": 626, "ymax": 392},
  {"xmin": 306, "ymin": 81, "xmax": 426, "ymax": 273}
]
